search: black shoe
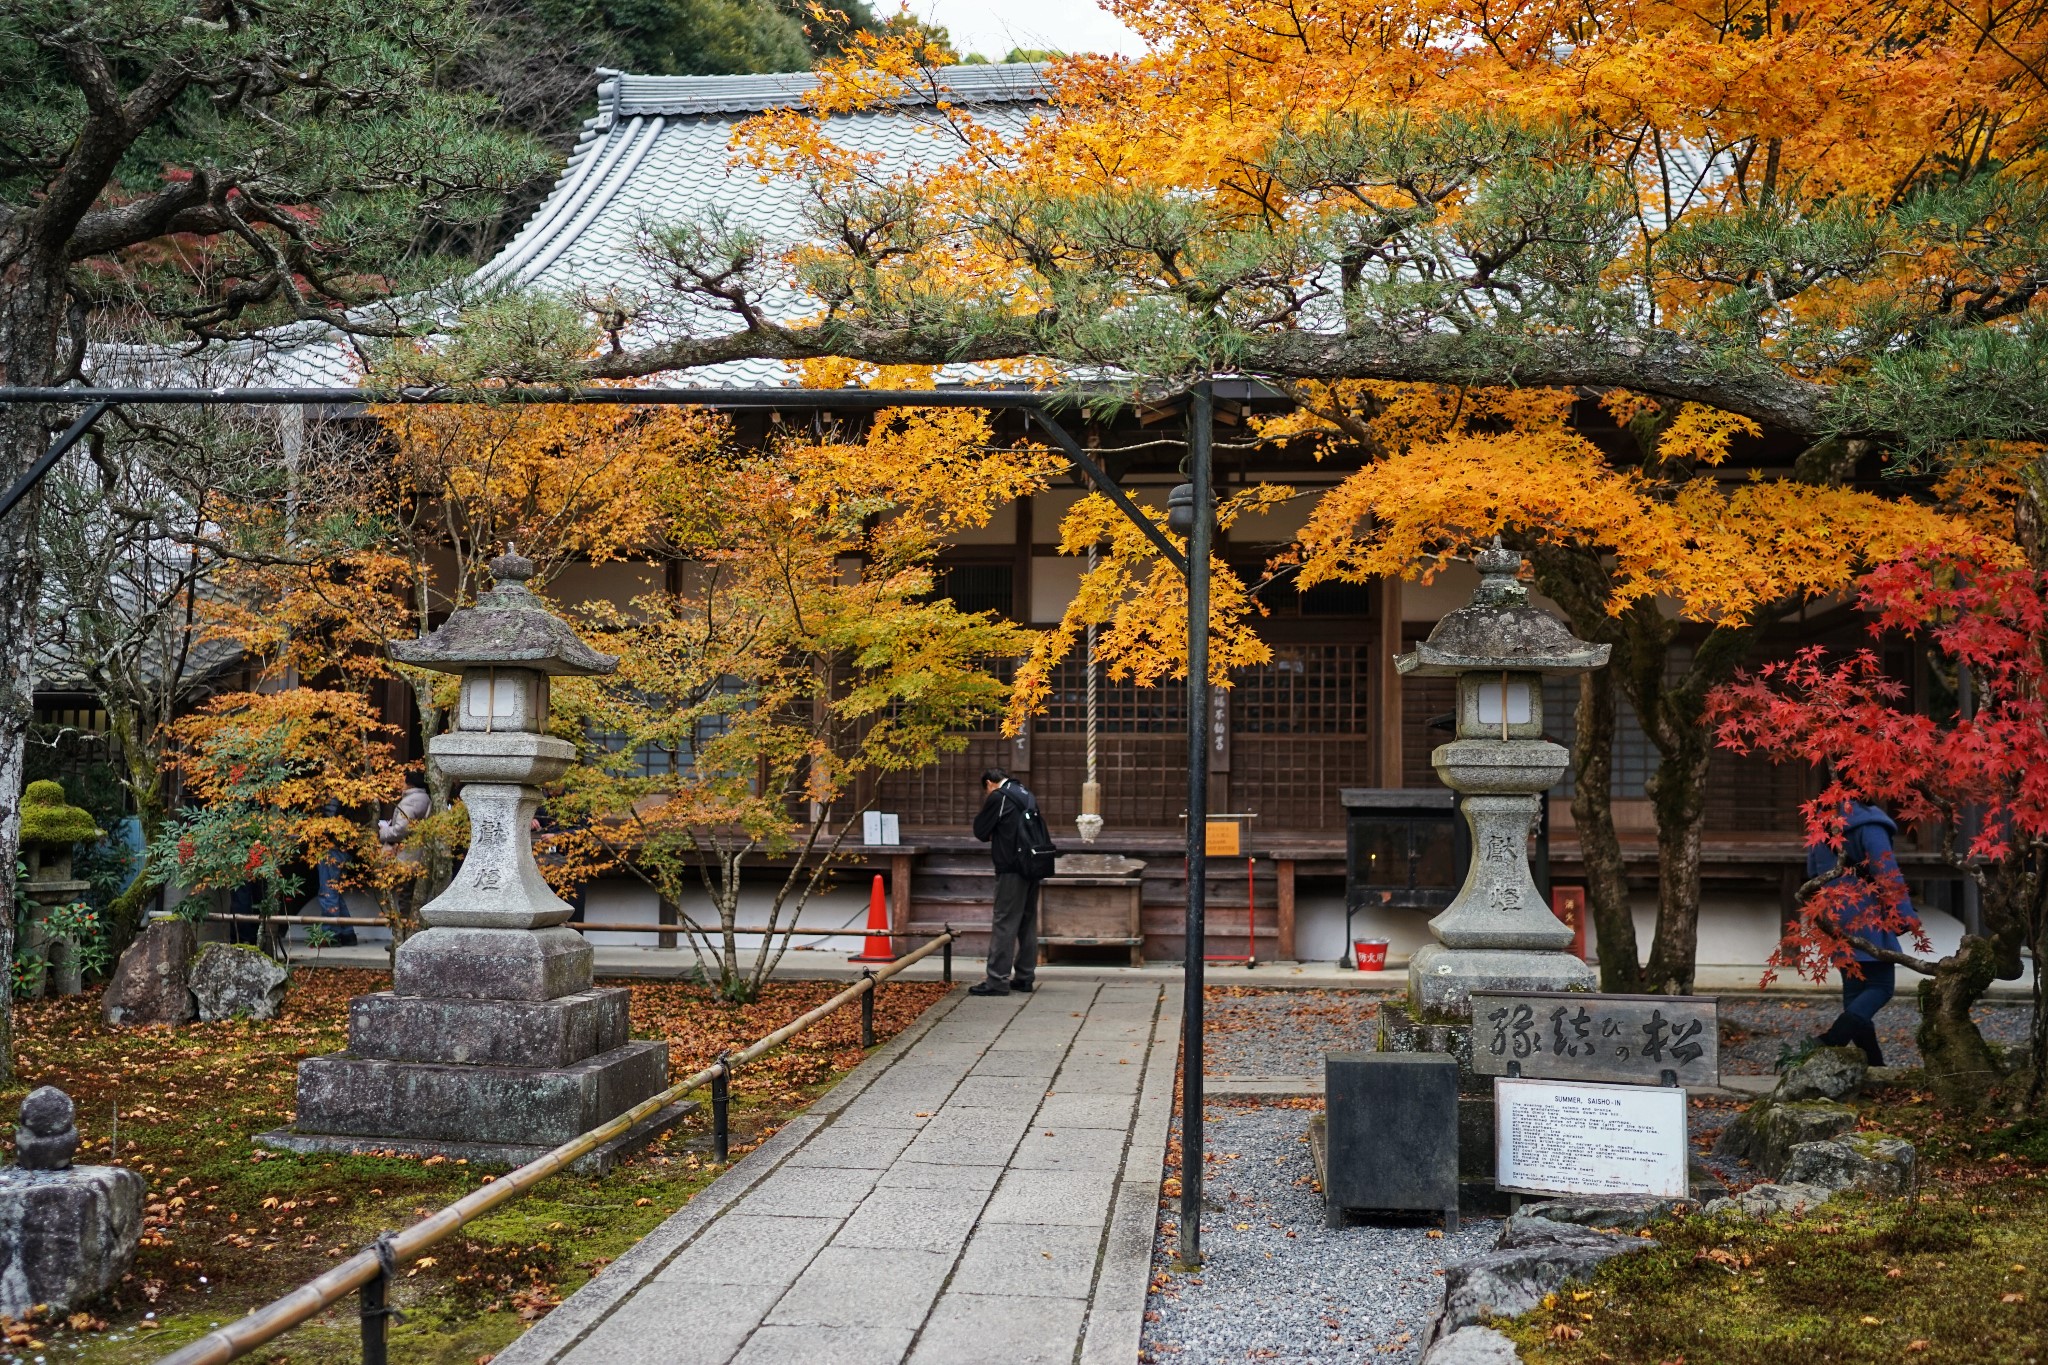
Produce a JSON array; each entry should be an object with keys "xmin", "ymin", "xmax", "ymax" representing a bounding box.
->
[
  {"xmin": 967, "ymin": 981, "xmax": 1012, "ymax": 997},
  {"xmin": 1009, "ymin": 979, "xmax": 1036, "ymax": 994},
  {"xmin": 1849, "ymin": 1018, "xmax": 1885, "ymax": 1068},
  {"xmin": 331, "ymin": 930, "xmax": 359, "ymax": 947}
]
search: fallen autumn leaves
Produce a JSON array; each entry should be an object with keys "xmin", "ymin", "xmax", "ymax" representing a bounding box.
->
[{"xmin": 1, "ymin": 966, "xmax": 948, "ymax": 1364}]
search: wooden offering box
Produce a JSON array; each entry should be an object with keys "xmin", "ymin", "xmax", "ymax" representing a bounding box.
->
[{"xmin": 1039, "ymin": 854, "xmax": 1146, "ymax": 966}]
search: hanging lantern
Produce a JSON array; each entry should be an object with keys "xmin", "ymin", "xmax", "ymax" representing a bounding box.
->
[{"xmin": 1166, "ymin": 482, "xmax": 1198, "ymax": 535}]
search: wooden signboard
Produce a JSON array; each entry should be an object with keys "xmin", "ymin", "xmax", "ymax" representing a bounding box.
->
[{"xmin": 1468, "ymin": 990, "xmax": 1719, "ymax": 1089}]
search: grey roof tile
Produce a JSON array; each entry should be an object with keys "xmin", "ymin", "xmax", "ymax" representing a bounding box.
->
[{"xmin": 100, "ymin": 65, "xmax": 1049, "ymax": 393}]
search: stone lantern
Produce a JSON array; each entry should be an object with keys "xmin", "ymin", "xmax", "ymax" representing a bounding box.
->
[
  {"xmin": 1396, "ymin": 541, "xmax": 1608, "ymax": 1018},
  {"xmin": 269, "ymin": 549, "xmax": 683, "ymax": 1169}
]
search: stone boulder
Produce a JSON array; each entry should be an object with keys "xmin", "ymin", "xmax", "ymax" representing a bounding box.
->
[
  {"xmin": 101, "ymin": 920, "xmax": 195, "ymax": 1027},
  {"xmin": 189, "ymin": 943, "xmax": 289, "ymax": 1022},
  {"xmin": 1701, "ymin": 1181, "xmax": 1835, "ymax": 1220},
  {"xmin": 1712, "ymin": 1098, "xmax": 1858, "ymax": 1177},
  {"xmin": 1436, "ymin": 1215, "xmax": 1652, "ymax": 1334},
  {"xmin": 1519, "ymin": 1195, "xmax": 1693, "ymax": 1235},
  {"xmin": 1775, "ymin": 1047, "xmax": 1868, "ymax": 1102},
  {"xmin": 0, "ymin": 1088, "xmax": 143, "ymax": 1317},
  {"xmin": 1422, "ymin": 1325, "xmax": 1523, "ymax": 1364},
  {"xmin": 1780, "ymin": 1134, "xmax": 1916, "ymax": 1195}
]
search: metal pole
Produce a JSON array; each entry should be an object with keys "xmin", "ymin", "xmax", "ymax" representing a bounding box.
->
[
  {"xmin": 710, "ymin": 1056, "xmax": 731, "ymax": 1163},
  {"xmin": 860, "ymin": 972, "xmax": 877, "ymax": 1048},
  {"xmin": 361, "ymin": 1236, "xmax": 396, "ymax": 1365},
  {"xmin": 1177, "ymin": 380, "xmax": 1213, "ymax": 1270},
  {"xmin": 360, "ymin": 1270, "xmax": 386, "ymax": 1365},
  {"xmin": 0, "ymin": 401, "xmax": 109, "ymax": 521}
]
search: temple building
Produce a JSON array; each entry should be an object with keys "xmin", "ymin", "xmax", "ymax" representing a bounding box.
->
[{"xmin": 39, "ymin": 65, "xmax": 1970, "ymax": 977}]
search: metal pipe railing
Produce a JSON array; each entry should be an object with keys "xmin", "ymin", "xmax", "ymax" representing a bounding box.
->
[{"xmin": 153, "ymin": 929, "xmax": 955, "ymax": 1365}]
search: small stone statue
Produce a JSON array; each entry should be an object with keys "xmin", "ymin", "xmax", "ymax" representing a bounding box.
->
[
  {"xmin": 16, "ymin": 1086, "xmax": 78, "ymax": 1170},
  {"xmin": 0, "ymin": 1085, "xmax": 143, "ymax": 1318}
]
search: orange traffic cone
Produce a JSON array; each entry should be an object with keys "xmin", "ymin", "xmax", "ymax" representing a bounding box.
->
[{"xmin": 850, "ymin": 874, "xmax": 895, "ymax": 962}]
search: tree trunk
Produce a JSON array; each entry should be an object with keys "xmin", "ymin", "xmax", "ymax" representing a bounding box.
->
[
  {"xmin": 105, "ymin": 701, "xmax": 168, "ymax": 945},
  {"xmin": 1572, "ymin": 669, "xmax": 1641, "ymax": 990},
  {"xmin": 0, "ymin": 251, "xmax": 73, "ymax": 1083},
  {"xmin": 1642, "ymin": 738, "xmax": 1711, "ymax": 995},
  {"xmin": 1917, "ymin": 933, "xmax": 2005, "ymax": 1111}
]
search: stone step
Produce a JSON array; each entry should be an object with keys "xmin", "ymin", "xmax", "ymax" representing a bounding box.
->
[
  {"xmin": 292, "ymin": 1039, "xmax": 668, "ymax": 1148},
  {"xmin": 348, "ymin": 987, "xmax": 630, "ymax": 1068}
]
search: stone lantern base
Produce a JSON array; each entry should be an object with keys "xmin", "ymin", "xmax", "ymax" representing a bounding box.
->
[
  {"xmin": 1407, "ymin": 942, "xmax": 1596, "ymax": 1018},
  {"xmin": 261, "ymin": 928, "xmax": 689, "ymax": 1173}
]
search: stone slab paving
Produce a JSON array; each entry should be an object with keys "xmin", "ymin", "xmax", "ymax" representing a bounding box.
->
[{"xmin": 496, "ymin": 978, "xmax": 1180, "ymax": 1365}]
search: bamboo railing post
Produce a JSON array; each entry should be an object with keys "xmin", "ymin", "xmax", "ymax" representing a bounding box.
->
[
  {"xmin": 710, "ymin": 1055, "xmax": 731, "ymax": 1163},
  {"xmin": 860, "ymin": 971, "xmax": 877, "ymax": 1048}
]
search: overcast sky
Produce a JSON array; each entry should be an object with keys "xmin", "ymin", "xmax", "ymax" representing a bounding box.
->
[{"xmin": 913, "ymin": 0, "xmax": 1150, "ymax": 59}]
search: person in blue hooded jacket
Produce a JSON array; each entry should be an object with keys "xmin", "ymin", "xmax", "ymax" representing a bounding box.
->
[{"xmin": 1806, "ymin": 801, "xmax": 1920, "ymax": 1066}]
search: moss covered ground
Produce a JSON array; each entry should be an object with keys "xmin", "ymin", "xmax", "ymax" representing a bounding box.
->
[
  {"xmin": 0, "ymin": 966, "xmax": 949, "ymax": 1364},
  {"xmin": 1504, "ymin": 1085, "xmax": 2048, "ymax": 1365}
]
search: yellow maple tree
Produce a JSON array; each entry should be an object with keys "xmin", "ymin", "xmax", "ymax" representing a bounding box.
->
[{"xmin": 1281, "ymin": 380, "xmax": 1989, "ymax": 991}]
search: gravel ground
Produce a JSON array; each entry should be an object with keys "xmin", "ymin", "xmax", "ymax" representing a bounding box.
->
[
  {"xmin": 1718, "ymin": 994, "xmax": 2035, "ymax": 1072},
  {"xmin": 1143, "ymin": 1102, "xmax": 1497, "ymax": 1364},
  {"xmin": 1203, "ymin": 990, "xmax": 1381, "ymax": 1076}
]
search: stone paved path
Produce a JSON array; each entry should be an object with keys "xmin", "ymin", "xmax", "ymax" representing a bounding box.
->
[{"xmin": 497, "ymin": 979, "xmax": 1180, "ymax": 1365}]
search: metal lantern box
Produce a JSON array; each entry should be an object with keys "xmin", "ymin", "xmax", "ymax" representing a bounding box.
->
[{"xmin": 1340, "ymin": 788, "xmax": 1471, "ymax": 916}]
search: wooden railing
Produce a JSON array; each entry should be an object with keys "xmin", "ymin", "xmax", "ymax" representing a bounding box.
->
[{"xmin": 152, "ymin": 931, "xmax": 955, "ymax": 1365}]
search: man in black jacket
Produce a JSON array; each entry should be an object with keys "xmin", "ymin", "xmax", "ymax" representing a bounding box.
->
[{"xmin": 971, "ymin": 767, "xmax": 1042, "ymax": 996}]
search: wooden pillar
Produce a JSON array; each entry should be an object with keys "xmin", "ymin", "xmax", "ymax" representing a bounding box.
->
[
  {"xmin": 657, "ymin": 896, "xmax": 679, "ymax": 950},
  {"xmin": 1377, "ymin": 576, "xmax": 1405, "ymax": 788},
  {"xmin": 1275, "ymin": 857, "xmax": 1297, "ymax": 961},
  {"xmin": 890, "ymin": 851, "xmax": 916, "ymax": 943}
]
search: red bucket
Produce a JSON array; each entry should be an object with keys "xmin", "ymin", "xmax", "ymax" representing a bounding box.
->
[{"xmin": 1353, "ymin": 938, "xmax": 1389, "ymax": 971}]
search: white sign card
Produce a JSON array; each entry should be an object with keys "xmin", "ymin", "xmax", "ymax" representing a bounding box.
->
[
  {"xmin": 862, "ymin": 811, "xmax": 901, "ymax": 846},
  {"xmin": 1494, "ymin": 1078, "xmax": 1689, "ymax": 1199}
]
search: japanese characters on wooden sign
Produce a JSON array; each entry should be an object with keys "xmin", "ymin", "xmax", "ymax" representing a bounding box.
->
[{"xmin": 1469, "ymin": 990, "xmax": 1719, "ymax": 1089}]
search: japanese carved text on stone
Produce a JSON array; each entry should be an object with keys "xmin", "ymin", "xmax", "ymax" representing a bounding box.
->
[{"xmin": 1468, "ymin": 991, "xmax": 1719, "ymax": 1088}]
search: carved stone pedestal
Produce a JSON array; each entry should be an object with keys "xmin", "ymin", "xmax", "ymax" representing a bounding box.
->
[{"xmin": 265, "ymin": 929, "xmax": 686, "ymax": 1172}]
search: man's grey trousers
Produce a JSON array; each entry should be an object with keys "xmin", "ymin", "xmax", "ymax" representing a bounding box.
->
[{"xmin": 986, "ymin": 872, "xmax": 1040, "ymax": 987}]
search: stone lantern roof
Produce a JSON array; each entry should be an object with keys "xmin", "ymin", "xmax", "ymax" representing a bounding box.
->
[
  {"xmin": 391, "ymin": 549, "xmax": 618, "ymax": 677},
  {"xmin": 1396, "ymin": 540, "xmax": 1610, "ymax": 678}
]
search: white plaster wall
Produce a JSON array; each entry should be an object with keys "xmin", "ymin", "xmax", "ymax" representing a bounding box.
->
[
  {"xmin": 571, "ymin": 877, "xmax": 879, "ymax": 956},
  {"xmin": 1626, "ymin": 893, "xmax": 1966, "ymax": 972},
  {"xmin": 273, "ymin": 879, "xmax": 881, "ymax": 955},
  {"xmin": 1229, "ymin": 488, "xmax": 1325, "ymax": 545},
  {"xmin": 1293, "ymin": 892, "xmax": 1437, "ymax": 971},
  {"xmin": 1030, "ymin": 555, "xmax": 1086, "ymax": 624},
  {"xmin": 279, "ymin": 889, "xmax": 394, "ymax": 946},
  {"xmin": 1293, "ymin": 887, "xmax": 1971, "ymax": 976},
  {"xmin": 946, "ymin": 499, "xmax": 1016, "ymax": 546}
]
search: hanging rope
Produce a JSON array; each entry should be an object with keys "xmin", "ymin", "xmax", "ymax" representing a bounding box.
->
[{"xmin": 1085, "ymin": 542, "xmax": 1099, "ymax": 789}]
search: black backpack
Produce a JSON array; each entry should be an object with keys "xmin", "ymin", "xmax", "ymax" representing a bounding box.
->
[{"xmin": 1014, "ymin": 798, "xmax": 1059, "ymax": 881}]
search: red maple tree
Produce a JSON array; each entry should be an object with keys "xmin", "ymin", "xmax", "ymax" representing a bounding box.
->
[{"xmin": 1711, "ymin": 543, "xmax": 2047, "ymax": 1111}]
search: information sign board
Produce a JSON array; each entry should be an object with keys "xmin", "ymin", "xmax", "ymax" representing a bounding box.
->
[
  {"xmin": 1469, "ymin": 991, "xmax": 1718, "ymax": 1088},
  {"xmin": 1494, "ymin": 1078, "xmax": 1689, "ymax": 1199}
]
